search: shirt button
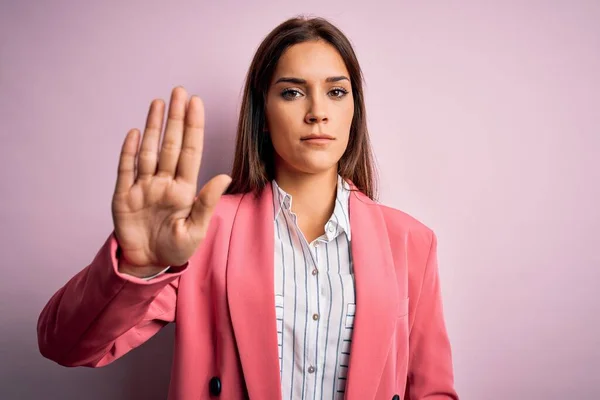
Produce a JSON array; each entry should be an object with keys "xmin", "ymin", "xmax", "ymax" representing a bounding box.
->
[
  {"xmin": 311, "ymin": 269, "xmax": 318, "ymax": 276},
  {"xmin": 308, "ymin": 366, "xmax": 316, "ymax": 373},
  {"xmin": 312, "ymin": 313, "xmax": 319, "ymax": 321},
  {"xmin": 327, "ymin": 223, "xmax": 335, "ymax": 233}
]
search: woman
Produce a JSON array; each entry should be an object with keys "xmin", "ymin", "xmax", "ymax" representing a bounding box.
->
[{"xmin": 37, "ymin": 16, "xmax": 458, "ymax": 400}]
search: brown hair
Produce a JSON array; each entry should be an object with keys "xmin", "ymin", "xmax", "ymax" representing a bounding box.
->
[{"xmin": 225, "ymin": 16, "xmax": 378, "ymax": 200}]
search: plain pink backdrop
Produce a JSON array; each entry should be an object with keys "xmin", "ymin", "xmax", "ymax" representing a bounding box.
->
[{"xmin": 1, "ymin": 1, "xmax": 599, "ymax": 399}]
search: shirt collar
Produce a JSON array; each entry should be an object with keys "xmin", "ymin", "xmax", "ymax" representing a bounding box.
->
[{"xmin": 272, "ymin": 175, "xmax": 352, "ymax": 241}]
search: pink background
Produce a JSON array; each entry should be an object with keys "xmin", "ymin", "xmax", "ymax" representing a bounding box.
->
[{"xmin": 2, "ymin": 1, "xmax": 599, "ymax": 399}]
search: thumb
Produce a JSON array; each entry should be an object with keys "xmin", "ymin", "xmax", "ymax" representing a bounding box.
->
[{"xmin": 188, "ymin": 174, "xmax": 232, "ymax": 236}]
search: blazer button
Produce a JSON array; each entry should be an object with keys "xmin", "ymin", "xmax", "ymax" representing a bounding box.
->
[
  {"xmin": 392, "ymin": 395, "xmax": 400, "ymax": 400},
  {"xmin": 209, "ymin": 376, "xmax": 221, "ymax": 396}
]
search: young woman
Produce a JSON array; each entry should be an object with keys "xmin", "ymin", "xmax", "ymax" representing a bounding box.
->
[{"xmin": 38, "ymin": 16, "xmax": 458, "ymax": 400}]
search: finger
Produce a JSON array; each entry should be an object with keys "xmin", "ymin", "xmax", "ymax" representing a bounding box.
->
[
  {"xmin": 176, "ymin": 95, "xmax": 205, "ymax": 185},
  {"xmin": 115, "ymin": 129, "xmax": 140, "ymax": 194},
  {"xmin": 157, "ymin": 87, "xmax": 187, "ymax": 177},
  {"xmin": 137, "ymin": 99, "xmax": 165, "ymax": 178},
  {"xmin": 187, "ymin": 174, "xmax": 232, "ymax": 237}
]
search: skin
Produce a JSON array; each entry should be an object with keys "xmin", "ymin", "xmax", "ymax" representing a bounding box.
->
[
  {"xmin": 265, "ymin": 40, "xmax": 354, "ymax": 242},
  {"xmin": 113, "ymin": 40, "xmax": 354, "ymax": 277},
  {"xmin": 113, "ymin": 89, "xmax": 232, "ymax": 277}
]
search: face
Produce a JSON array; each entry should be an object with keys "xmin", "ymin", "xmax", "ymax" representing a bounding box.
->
[{"xmin": 265, "ymin": 40, "xmax": 354, "ymax": 177}]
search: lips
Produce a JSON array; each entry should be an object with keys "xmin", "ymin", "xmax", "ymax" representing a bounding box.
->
[{"xmin": 300, "ymin": 134, "xmax": 335, "ymax": 141}]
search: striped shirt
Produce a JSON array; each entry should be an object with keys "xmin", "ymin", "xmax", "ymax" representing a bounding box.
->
[{"xmin": 272, "ymin": 175, "xmax": 356, "ymax": 400}]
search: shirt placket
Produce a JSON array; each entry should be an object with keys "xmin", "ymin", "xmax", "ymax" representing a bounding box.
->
[{"xmin": 303, "ymin": 236, "xmax": 326, "ymax": 399}]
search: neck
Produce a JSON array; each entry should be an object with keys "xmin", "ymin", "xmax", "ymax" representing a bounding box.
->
[{"xmin": 274, "ymin": 166, "xmax": 338, "ymax": 234}]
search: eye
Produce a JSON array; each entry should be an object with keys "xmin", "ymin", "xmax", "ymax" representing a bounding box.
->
[
  {"xmin": 281, "ymin": 88, "xmax": 303, "ymax": 100},
  {"xmin": 329, "ymin": 87, "xmax": 349, "ymax": 98}
]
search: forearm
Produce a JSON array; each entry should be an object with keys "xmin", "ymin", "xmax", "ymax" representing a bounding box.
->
[{"xmin": 37, "ymin": 233, "xmax": 185, "ymax": 367}]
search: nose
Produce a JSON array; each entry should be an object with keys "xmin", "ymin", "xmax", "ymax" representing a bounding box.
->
[
  {"xmin": 305, "ymin": 98, "xmax": 328, "ymax": 124},
  {"xmin": 305, "ymin": 112, "xmax": 327, "ymax": 124}
]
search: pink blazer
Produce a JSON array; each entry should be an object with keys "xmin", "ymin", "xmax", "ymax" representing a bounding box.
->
[{"xmin": 38, "ymin": 183, "xmax": 458, "ymax": 400}]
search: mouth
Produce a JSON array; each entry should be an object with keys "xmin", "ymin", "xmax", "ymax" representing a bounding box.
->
[{"xmin": 300, "ymin": 134, "xmax": 335, "ymax": 142}]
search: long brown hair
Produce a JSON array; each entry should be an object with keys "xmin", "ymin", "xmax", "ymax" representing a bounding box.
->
[{"xmin": 225, "ymin": 16, "xmax": 378, "ymax": 200}]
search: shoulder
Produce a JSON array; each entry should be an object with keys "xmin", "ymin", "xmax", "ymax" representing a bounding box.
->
[
  {"xmin": 376, "ymin": 202, "xmax": 436, "ymax": 255},
  {"xmin": 211, "ymin": 193, "xmax": 245, "ymax": 221},
  {"xmin": 350, "ymin": 189, "xmax": 435, "ymax": 251},
  {"xmin": 378, "ymin": 204, "xmax": 433, "ymax": 236},
  {"xmin": 374, "ymin": 204, "xmax": 439, "ymax": 301},
  {"xmin": 196, "ymin": 193, "xmax": 246, "ymax": 245}
]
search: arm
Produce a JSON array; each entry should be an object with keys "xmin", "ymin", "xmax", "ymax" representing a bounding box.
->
[
  {"xmin": 37, "ymin": 232, "xmax": 187, "ymax": 367},
  {"xmin": 405, "ymin": 233, "xmax": 459, "ymax": 399}
]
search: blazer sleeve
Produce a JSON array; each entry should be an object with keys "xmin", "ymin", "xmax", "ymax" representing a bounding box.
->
[
  {"xmin": 405, "ymin": 232, "xmax": 459, "ymax": 399},
  {"xmin": 37, "ymin": 232, "xmax": 188, "ymax": 368}
]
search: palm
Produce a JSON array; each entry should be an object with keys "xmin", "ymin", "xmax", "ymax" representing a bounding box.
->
[{"xmin": 111, "ymin": 87, "xmax": 230, "ymax": 270}]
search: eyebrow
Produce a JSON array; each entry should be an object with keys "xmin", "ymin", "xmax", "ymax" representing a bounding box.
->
[{"xmin": 274, "ymin": 76, "xmax": 350, "ymax": 84}]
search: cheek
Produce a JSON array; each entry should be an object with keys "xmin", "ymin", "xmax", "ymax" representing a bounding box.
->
[
  {"xmin": 332, "ymin": 94, "xmax": 353, "ymax": 122},
  {"xmin": 267, "ymin": 102, "xmax": 302, "ymax": 146},
  {"xmin": 267, "ymin": 95, "xmax": 302, "ymax": 121},
  {"xmin": 336, "ymin": 102, "xmax": 354, "ymax": 140},
  {"xmin": 266, "ymin": 102, "xmax": 284, "ymax": 128},
  {"xmin": 343, "ymin": 99, "xmax": 355, "ymax": 126}
]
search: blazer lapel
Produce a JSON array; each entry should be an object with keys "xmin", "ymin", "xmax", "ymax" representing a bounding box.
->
[
  {"xmin": 226, "ymin": 185, "xmax": 282, "ymax": 400},
  {"xmin": 345, "ymin": 189, "xmax": 400, "ymax": 400},
  {"xmin": 226, "ymin": 183, "xmax": 399, "ymax": 400}
]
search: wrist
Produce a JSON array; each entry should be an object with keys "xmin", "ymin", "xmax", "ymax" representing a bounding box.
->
[
  {"xmin": 115, "ymin": 244, "xmax": 165, "ymax": 278},
  {"xmin": 115, "ymin": 246, "xmax": 168, "ymax": 278},
  {"xmin": 117, "ymin": 261, "xmax": 169, "ymax": 278}
]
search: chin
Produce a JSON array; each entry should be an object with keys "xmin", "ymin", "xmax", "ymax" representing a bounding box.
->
[
  {"xmin": 292, "ymin": 158, "xmax": 339, "ymax": 175},
  {"xmin": 275, "ymin": 149, "xmax": 342, "ymax": 176}
]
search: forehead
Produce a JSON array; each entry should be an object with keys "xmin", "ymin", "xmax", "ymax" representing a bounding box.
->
[{"xmin": 273, "ymin": 40, "xmax": 350, "ymax": 81}]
